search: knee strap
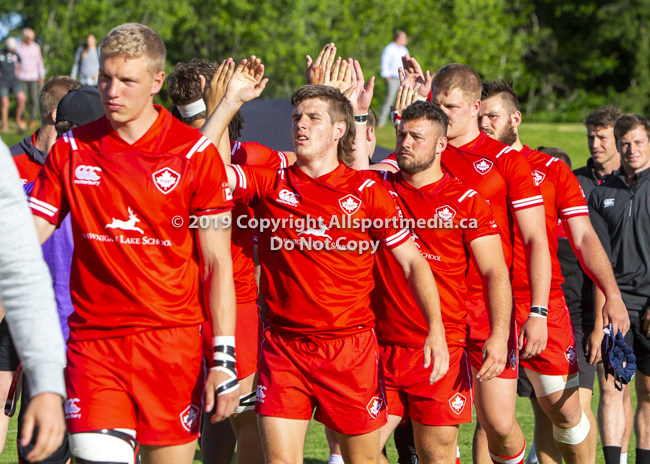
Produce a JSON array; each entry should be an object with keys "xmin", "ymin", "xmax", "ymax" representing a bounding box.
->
[
  {"xmin": 69, "ymin": 428, "xmax": 137, "ymax": 464},
  {"xmin": 525, "ymin": 368, "xmax": 580, "ymax": 397},
  {"xmin": 553, "ymin": 411, "xmax": 590, "ymax": 445}
]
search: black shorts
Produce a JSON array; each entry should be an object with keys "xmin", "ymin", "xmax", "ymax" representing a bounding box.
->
[
  {"xmin": 624, "ymin": 310, "xmax": 650, "ymax": 376},
  {"xmin": 517, "ymin": 313, "xmax": 596, "ymax": 397},
  {"xmin": 0, "ymin": 319, "xmax": 19, "ymax": 372},
  {"xmin": 0, "ymin": 79, "xmax": 23, "ymax": 98}
]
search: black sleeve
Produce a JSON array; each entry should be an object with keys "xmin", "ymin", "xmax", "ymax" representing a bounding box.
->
[{"xmin": 588, "ymin": 190, "xmax": 612, "ymax": 260}]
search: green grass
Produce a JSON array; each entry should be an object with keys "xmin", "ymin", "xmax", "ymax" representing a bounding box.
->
[
  {"xmin": 375, "ymin": 123, "xmax": 591, "ymax": 169},
  {"xmin": 0, "ymin": 124, "xmax": 623, "ymax": 463}
]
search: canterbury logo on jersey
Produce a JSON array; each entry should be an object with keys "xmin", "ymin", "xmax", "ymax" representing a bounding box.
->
[
  {"xmin": 74, "ymin": 165, "xmax": 102, "ymax": 186},
  {"xmin": 64, "ymin": 398, "xmax": 81, "ymax": 419},
  {"xmin": 277, "ymin": 189, "xmax": 300, "ymax": 207}
]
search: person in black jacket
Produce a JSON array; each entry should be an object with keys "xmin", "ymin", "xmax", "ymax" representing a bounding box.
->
[{"xmin": 589, "ymin": 114, "xmax": 650, "ymax": 464}]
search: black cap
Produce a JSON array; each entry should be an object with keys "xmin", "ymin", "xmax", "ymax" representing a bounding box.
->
[{"xmin": 56, "ymin": 86, "xmax": 104, "ymax": 127}]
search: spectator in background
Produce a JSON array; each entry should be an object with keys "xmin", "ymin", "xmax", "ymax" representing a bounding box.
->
[
  {"xmin": 378, "ymin": 31, "xmax": 408, "ymax": 128},
  {"xmin": 71, "ymin": 34, "xmax": 100, "ymax": 86},
  {"xmin": 15, "ymin": 28, "xmax": 45, "ymax": 129},
  {"xmin": 0, "ymin": 37, "xmax": 26, "ymax": 132}
]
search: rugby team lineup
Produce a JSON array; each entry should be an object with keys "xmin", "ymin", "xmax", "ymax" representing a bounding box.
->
[{"xmin": 0, "ymin": 19, "xmax": 649, "ymax": 464}]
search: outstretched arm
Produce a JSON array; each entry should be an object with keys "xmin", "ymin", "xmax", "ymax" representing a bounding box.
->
[{"xmin": 389, "ymin": 239, "xmax": 449, "ymax": 384}]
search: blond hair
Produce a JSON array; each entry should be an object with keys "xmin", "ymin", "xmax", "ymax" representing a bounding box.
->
[
  {"xmin": 100, "ymin": 23, "xmax": 165, "ymax": 74},
  {"xmin": 433, "ymin": 64, "xmax": 482, "ymax": 104}
]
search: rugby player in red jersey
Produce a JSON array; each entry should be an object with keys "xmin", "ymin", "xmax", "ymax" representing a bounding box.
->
[
  {"xmin": 373, "ymin": 63, "xmax": 552, "ymax": 464},
  {"xmin": 203, "ymin": 57, "xmax": 448, "ymax": 464},
  {"xmin": 479, "ymin": 81, "xmax": 629, "ymax": 464},
  {"xmin": 28, "ymin": 23, "xmax": 238, "ymax": 464},
  {"xmin": 353, "ymin": 100, "xmax": 514, "ymax": 464}
]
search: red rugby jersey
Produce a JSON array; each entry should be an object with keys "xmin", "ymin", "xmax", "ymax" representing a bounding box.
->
[
  {"xmin": 230, "ymin": 141, "xmax": 289, "ymax": 303},
  {"xmin": 12, "ymin": 132, "xmax": 43, "ymax": 183},
  {"xmin": 366, "ymin": 170, "xmax": 499, "ymax": 348},
  {"xmin": 29, "ymin": 107, "xmax": 233, "ymax": 341},
  {"xmin": 511, "ymin": 146, "xmax": 589, "ymax": 304},
  {"xmin": 232, "ymin": 162, "xmax": 410, "ymax": 336}
]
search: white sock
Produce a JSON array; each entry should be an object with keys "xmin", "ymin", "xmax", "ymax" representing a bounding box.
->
[
  {"xmin": 329, "ymin": 454, "xmax": 344, "ymax": 464},
  {"xmin": 527, "ymin": 441, "xmax": 538, "ymax": 463},
  {"xmin": 620, "ymin": 452, "xmax": 628, "ymax": 464}
]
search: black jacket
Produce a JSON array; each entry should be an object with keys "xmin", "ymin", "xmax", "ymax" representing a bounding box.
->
[{"xmin": 589, "ymin": 167, "xmax": 650, "ymax": 313}]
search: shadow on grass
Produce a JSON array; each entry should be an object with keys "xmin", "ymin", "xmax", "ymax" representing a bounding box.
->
[{"xmin": 304, "ymin": 459, "xmax": 327, "ymax": 464}]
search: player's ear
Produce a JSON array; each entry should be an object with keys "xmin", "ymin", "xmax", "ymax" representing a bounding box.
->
[
  {"xmin": 151, "ymin": 71, "xmax": 166, "ymax": 95},
  {"xmin": 471, "ymin": 99, "xmax": 481, "ymax": 117},
  {"xmin": 333, "ymin": 120, "xmax": 346, "ymax": 141},
  {"xmin": 366, "ymin": 126, "xmax": 374, "ymax": 142},
  {"xmin": 437, "ymin": 135, "xmax": 447, "ymax": 154},
  {"xmin": 199, "ymin": 75, "xmax": 207, "ymax": 93},
  {"xmin": 512, "ymin": 110, "xmax": 522, "ymax": 129},
  {"xmin": 51, "ymin": 108, "xmax": 57, "ymax": 124}
]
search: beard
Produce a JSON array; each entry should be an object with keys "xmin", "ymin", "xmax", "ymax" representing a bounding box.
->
[
  {"xmin": 397, "ymin": 150, "xmax": 436, "ymax": 175},
  {"xmin": 497, "ymin": 122, "xmax": 518, "ymax": 147}
]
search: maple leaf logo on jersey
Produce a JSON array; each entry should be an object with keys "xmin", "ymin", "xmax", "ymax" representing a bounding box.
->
[
  {"xmin": 473, "ymin": 159, "xmax": 493, "ymax": 175},
  {"xmin": 533, "ymin": 170, "xmax": 546, "ymax": 186},
  {"xmin": 366, "ymin": 396, "xmax": 384, "ymax": 419},
  {"xmin": 153, "ymin": 168, "xmax": 180, "ymax": 194},
  {"xmin": 449, "ymin": 393, "xmax": 466, "ymax": 415},
  {"xmin": 179, "ymin": 404, "xmax": 200, "ymax": 432},
  {"xmin": 436, "ymin": 206, "xmax": 456, "ymax": 222},
  {"xmin": 509, "ymin": 350, "xmax": 517, "ymax": 370},
  {"xmin": 339, "ymin": 194, "xmax": 362, "ymax": 215},
  {"xmin": 565, "ymin": 346, "xmax": 577, "ymax": 365},
  {"xmin": 277, "ymin": 189, "xmax": 300, "ymax": 207}
]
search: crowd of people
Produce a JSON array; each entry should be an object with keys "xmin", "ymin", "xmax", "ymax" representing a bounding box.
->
[{"xmin": 0, "ymin": 21, "xmax": 648, "ymax": 464}]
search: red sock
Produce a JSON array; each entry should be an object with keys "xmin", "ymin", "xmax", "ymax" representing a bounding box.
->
[{"xmin": 488, "ymin": 441, "xmax": 526, "ymax": 464}]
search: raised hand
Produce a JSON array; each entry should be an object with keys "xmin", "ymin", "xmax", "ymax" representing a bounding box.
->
[
  {"xmin": 325, "ymin": 57, "xmax": 354, "ymax": 91},
  {"xmin": 223, "ymin": 56, "xmax": 269, "ymax": 105},
  {"xmin": 400, "ymin": 55, "xmax": 432, "ymax": 99},
  {"xmin": 306, "ymin": 43, "xmax": 337, "ymax": 85},
  {"xmin": 393, "ymin": 84, "xmax": 418, "ymax": 115},
  {"xmin": 203, "ymin": 58, "xmax": 235, "ymax": 116},
  {"xmin": 343, "ymin": 60, "xmax": 375, "ymax": 115}
]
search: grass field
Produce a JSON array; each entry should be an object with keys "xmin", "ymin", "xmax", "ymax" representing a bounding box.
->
[{"xmin": 0, "ymin": 122, "xmax": 629, "ymax": 463}]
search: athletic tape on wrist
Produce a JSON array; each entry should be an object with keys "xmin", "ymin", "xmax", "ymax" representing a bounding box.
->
[
  {"xmin": 529, "ymin": 306, "xmax": 548, "ymax": 318},
  {"xmin": 212, "ymin": 337, "xmax": 239, "ymax": 395},
  {"xmin": 391, "ymin": 110, "xmax": 401, "ymax": 128},
  {"xmin": 177, "ymin": 99, "xmax": 207, "ymax": 118}
]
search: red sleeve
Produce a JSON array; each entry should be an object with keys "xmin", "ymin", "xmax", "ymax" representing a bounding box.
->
[
  {"xmin": 463, "ymin": 189, "xmax": 499, "ymax": 246},
  {"xmin": 553, "ymin": 158, "xmax": 589, "ymax": 220},
  {"xmin": 188, "ymin": 141, "xmax": 234, "ymax": 216},
  {"xmin": 378, "ymin": 153, "xmax": 399, "ymax": 170},
  {"xmin": 362, "ymin": 181, "xmax": 410, "ymax": 249},
  {"xmin": 28, "ymin": 138, "xmax": 69, "ymax": 226},
  {"xmin": 231, "ymin": 141, "xmax": 289, "ymax": 169},
  {"xmin": 231, "ymin": 164, "xmax": 280, "ymax": 204},
  {"xmin": 501, "ymin": 150, "xmax": 544, "ymax": 210}
]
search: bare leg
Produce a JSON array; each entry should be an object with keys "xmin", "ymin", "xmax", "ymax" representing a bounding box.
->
[
  {"xmin": 412, "ymin": 421, "xmax": 458, "ymax": 464},
  {"xmin": 230, "ymin": 374, "xmax": 264, "ymax": 464},
  {"xmin": 472, "ymin": 368, "xmax": 525, "ymax": 464},
  {"xmin": 1, "ymin": 96, "xmax": 8, "ymax": 132},
  {"xmin": 0, "ymin": 370, "xmax": 14, "ymax": 451},
  {"xmin": 635, "ymin": 371, "xmax": 650, "ymax": 450},
  {"xmin": 140, "ymin": 440, "xmax": 197, "ymax": 464},
  {"xmin": 15, "ymin": 91, "xmax": 26, "ymax": 130},
  {"xmin": 336, "ymin": 428, "xmax": 381, "ymax": 464},
  {"xmin": 597, "ymin": 364, "xmax": 627, "ymax": 447},
  {"xmin": 529, "ymin": 396, "xmax": 562, "ymax": 464},
  {"xmin": 578, "ymin": 388, "xmax": 597, "ymax": 464},
  {"xmin": 258, "ymin": 415, "xmax": 310, "ymax": 464},
  {"xmin": 622, "ymin": 385, "xmax": 633, "ymax": 454}
]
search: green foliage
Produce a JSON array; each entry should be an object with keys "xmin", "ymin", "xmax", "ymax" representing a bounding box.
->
[{"xmin": 2, "ymin": 0, "xmax": 649, "ymax": 122}]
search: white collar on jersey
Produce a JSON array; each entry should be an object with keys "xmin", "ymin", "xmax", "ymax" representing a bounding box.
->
[{"xmin": 177, "ymin": 99, "xmax": 206, "ymax": 118}]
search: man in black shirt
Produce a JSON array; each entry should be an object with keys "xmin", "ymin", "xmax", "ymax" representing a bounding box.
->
[
  {"xmin": 590, "ymin": 114, "xmax": 650, "ymax": 464},
  {"xmin": 0, "ymin": 37, "xmax": 26, "ymax": 132}
]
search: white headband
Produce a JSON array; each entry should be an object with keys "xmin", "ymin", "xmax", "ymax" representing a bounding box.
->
[{"xmin": 177, "ymin": 99, "xmax": 207, "ymax": 118}]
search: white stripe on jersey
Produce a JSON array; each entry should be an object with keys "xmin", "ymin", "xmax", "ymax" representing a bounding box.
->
[
  {"xmin": 231, "ymin": 164, "xmax": 247, "ymax": 190},
  {"xmin": 197, "ymin": 138, "xmax": 212, "ymax": 153},
  {"xmin": 458, "ymin": 189, "xmax": 477, "ymax": 203},
  {"xmin": 511, "ymin": 195, "xmax": 544, "ymax": 209},
  {"xmin": 384, "ymin": 228, "xmax": 410, "ymax": 247},
  {"xmin": 561, "ymin": 206, "xmax": 590, "ymax": 216},
  {"xmin": 546, "ymin": 157, "xmax": 559, "ymax": 167},
  {"xmin": 496, "ymin": 146, "xmax": 512, "ymax": 158},
  {"xmin": 231, "ymin": 141, "xmax": 241, "ymax": 157},
  {"xmin": 358, "ymin": 179, "xmax": 375, "ymax": 192},
  {"xmin": 186, "ymin": 136, "xmax": 208, "ymax": 159},
  {"xmin": 65, "ymin": 131, "xmax": 78, "ymax": 150},
  {"xmin": 277, "ymin": 152, "xmax": 288, "ymax": 169},
  {"xmin": 27, "ymin": 196, "xmax": 57, "ymax": 214},
  {"xmin": 382, "ymin": 158, "xmax": 399, "ymax": 168}
]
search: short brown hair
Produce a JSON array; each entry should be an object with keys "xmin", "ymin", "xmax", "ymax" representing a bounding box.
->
[
  {"xmin": 401, "ymin": 101, "xmax": 449, "ymax": 137},
  {"xmin": 537, "ymin": 146, "xmax": 572, "ymax": 169},
  {"xmin": 614, "ymin": 114, "xmax": 650, "ymax": 142},
  {"xmin": 290, "ymin": 85, "xmax": 355, "ymax": 165},
  {"xmin": 167, "ymin": 59, "xmax": 218, "ymax": 124},
  {"xmin": 481, "ymin": 80, "xmax": 519, "ymax": 113},
  {"xmin": 39, "ymin": 76, "xmax": 82, "ymax": 124},
  {"xmin": 584, "ymin": 105, "xmax": 622, "ymax": 130},
  {"xmin": 367, "ymin": 107, "xmax": 377, "ymax": 129},
  {"xmin": 433, "ymin": 64, "xmax": 482, "ymax": 104},
  {"xmin": 100, "ymin": 23, "xmax": 165, "ymax": 74},
  {"xmin": 55, "ymin": 120, "xmax": 76, "ymax": 138}
]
